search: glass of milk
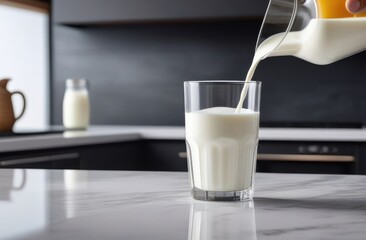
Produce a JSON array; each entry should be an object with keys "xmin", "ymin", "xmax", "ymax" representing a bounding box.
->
[{"xmin": 184, "ymin": 81, "xmax": 261, "ymax": 201}]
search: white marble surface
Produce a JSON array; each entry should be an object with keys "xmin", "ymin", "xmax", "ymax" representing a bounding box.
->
[
  {"xmin": 0, "ymin": 125, "xmax": 366, "ymax": 153},
  {"xmin": 0, "ymin": 169, "xmax": 365, "ymax": 240}
]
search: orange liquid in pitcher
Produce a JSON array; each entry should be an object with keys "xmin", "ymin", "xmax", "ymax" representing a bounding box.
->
[{"xmin": 317, "ymin": 0, "xmax": 366, "ymax": 18}]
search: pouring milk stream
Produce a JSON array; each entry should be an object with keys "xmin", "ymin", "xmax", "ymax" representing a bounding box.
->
[{"xmin": 236, "ymin": 0, "xmax": 366, "ymax": 112}]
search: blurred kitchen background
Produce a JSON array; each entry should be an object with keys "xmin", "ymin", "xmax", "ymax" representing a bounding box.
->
[
  {"xmin": 3, "ymin": 0, "xmax": 366, "ymax": 128},
  {"xmin": 1, "ymin": 0, "xmax": 366, "ymax": 174}
]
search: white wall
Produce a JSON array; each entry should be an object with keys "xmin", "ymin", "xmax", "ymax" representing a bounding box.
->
[{"xmin": 0, "ymin": 4, "xmax": 48, "ymax": 130}]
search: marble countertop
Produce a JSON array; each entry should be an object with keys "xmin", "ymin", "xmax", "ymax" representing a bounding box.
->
[
  {"xmin": 1, "ymin": 169, "xmax": 365, "ymax": 240},
  {"xmin": 1, "ymin": 125, "xmax": 366, "ymax": 153}
]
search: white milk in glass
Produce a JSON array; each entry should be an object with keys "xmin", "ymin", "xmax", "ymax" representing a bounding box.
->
[{"xmin": 186, "ymin": 107, "xmax": 259, "ymax": 191}]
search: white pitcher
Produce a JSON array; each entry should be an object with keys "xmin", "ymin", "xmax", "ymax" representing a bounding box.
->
[{"xmin": 257, "ymin": 0, "xmax": 366, "ymax": 65}]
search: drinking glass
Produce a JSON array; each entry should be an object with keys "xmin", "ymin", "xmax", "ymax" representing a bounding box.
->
[{"xmin": 184, "ymin": 81, "xmax": 261, "ymax": 201}]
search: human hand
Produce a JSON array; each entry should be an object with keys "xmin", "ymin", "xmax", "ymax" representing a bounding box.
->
[{"xmin": 346, "ymin": 0, "xmax": 366, "ymax": 13}]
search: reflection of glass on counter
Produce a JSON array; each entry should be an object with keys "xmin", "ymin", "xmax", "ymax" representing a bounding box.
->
[
  {"xmin": 64, "ymin": 170, "xmax": 88, "ymax": 219},
  {"xmin": 64, "ymin": 170, "xmax": 88, "ymax": 190},
  {"xmin": 188, "ymin": 201, "xmax": 257, "ymax": 240}
]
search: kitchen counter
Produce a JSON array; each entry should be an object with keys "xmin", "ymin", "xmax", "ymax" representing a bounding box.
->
[
  {"xmin": 1, "ymin": 169, "xmax": 365, "ymax": 240},
  {"xmin": 1, "ymin": 125, "xmax": 366, "ymax": 153}
]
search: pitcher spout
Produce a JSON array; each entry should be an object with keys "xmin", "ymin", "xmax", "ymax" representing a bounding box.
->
[{"xmin": 0, "ymin": 79, "xmax": 10, "ymax": 89}]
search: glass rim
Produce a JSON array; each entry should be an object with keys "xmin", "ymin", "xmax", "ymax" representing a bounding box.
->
[{"xmin": 184, "ymin": 80, "xmax": 261, "ymax": 85}]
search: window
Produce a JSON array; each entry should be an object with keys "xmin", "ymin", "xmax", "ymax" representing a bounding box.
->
[{"xmin": 0, "ymin": 3, "xmax": 48, "ymax": 130}]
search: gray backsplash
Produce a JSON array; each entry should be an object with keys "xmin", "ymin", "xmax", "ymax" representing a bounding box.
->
[{"xmin": 52, "ymin": 20, "xmax": 366, "ymax": 126}]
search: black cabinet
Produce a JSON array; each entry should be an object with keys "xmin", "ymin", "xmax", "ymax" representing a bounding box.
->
[
  {"xmin": 139, "ymin": 140, "xmax": 187, "ymax": 171},
  {"xmin": 53, "ymin": 0, "xmax": 267, "ymax": 25},
  {"xmin": 257, "ymin": 141, "xmax": 361, "ymax": 174},
  {"xmin": 79, "ymin": 141, "xmax": 142, "ymax": 170},
  {"xmin": 0, "ymin": 142, "xmax": 142, "ymax": 170},
  {"xmin": 79, "ymin": 140, "xmax": 188, "ymax": 171},
  {"xmin": 0, "ymin": 140, "xmax": 187, "ymax": 171},
  {"xmin": 358, "ymin": 143, "xmax": 366, "ymax": 174},
  {"xmin": 159, "ymin": 140, "xmax": 365, "ymax": 175},
  {"xmin": 1, "ymin": 140, "xmax": 365, "ymax": 174}
]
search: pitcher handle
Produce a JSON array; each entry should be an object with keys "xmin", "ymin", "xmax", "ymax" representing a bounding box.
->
[
  {"xmin": 11, "ymin": 91, "xmax": 26, "ymax": 121},
  {"xmin": 12, "ymin": 169, "xmax": 27, "ymax": 190}
]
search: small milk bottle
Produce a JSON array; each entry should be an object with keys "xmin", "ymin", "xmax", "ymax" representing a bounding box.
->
[{"xmin": 63, "ymin": 79, "xmax": 90, "ymax": 129}]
